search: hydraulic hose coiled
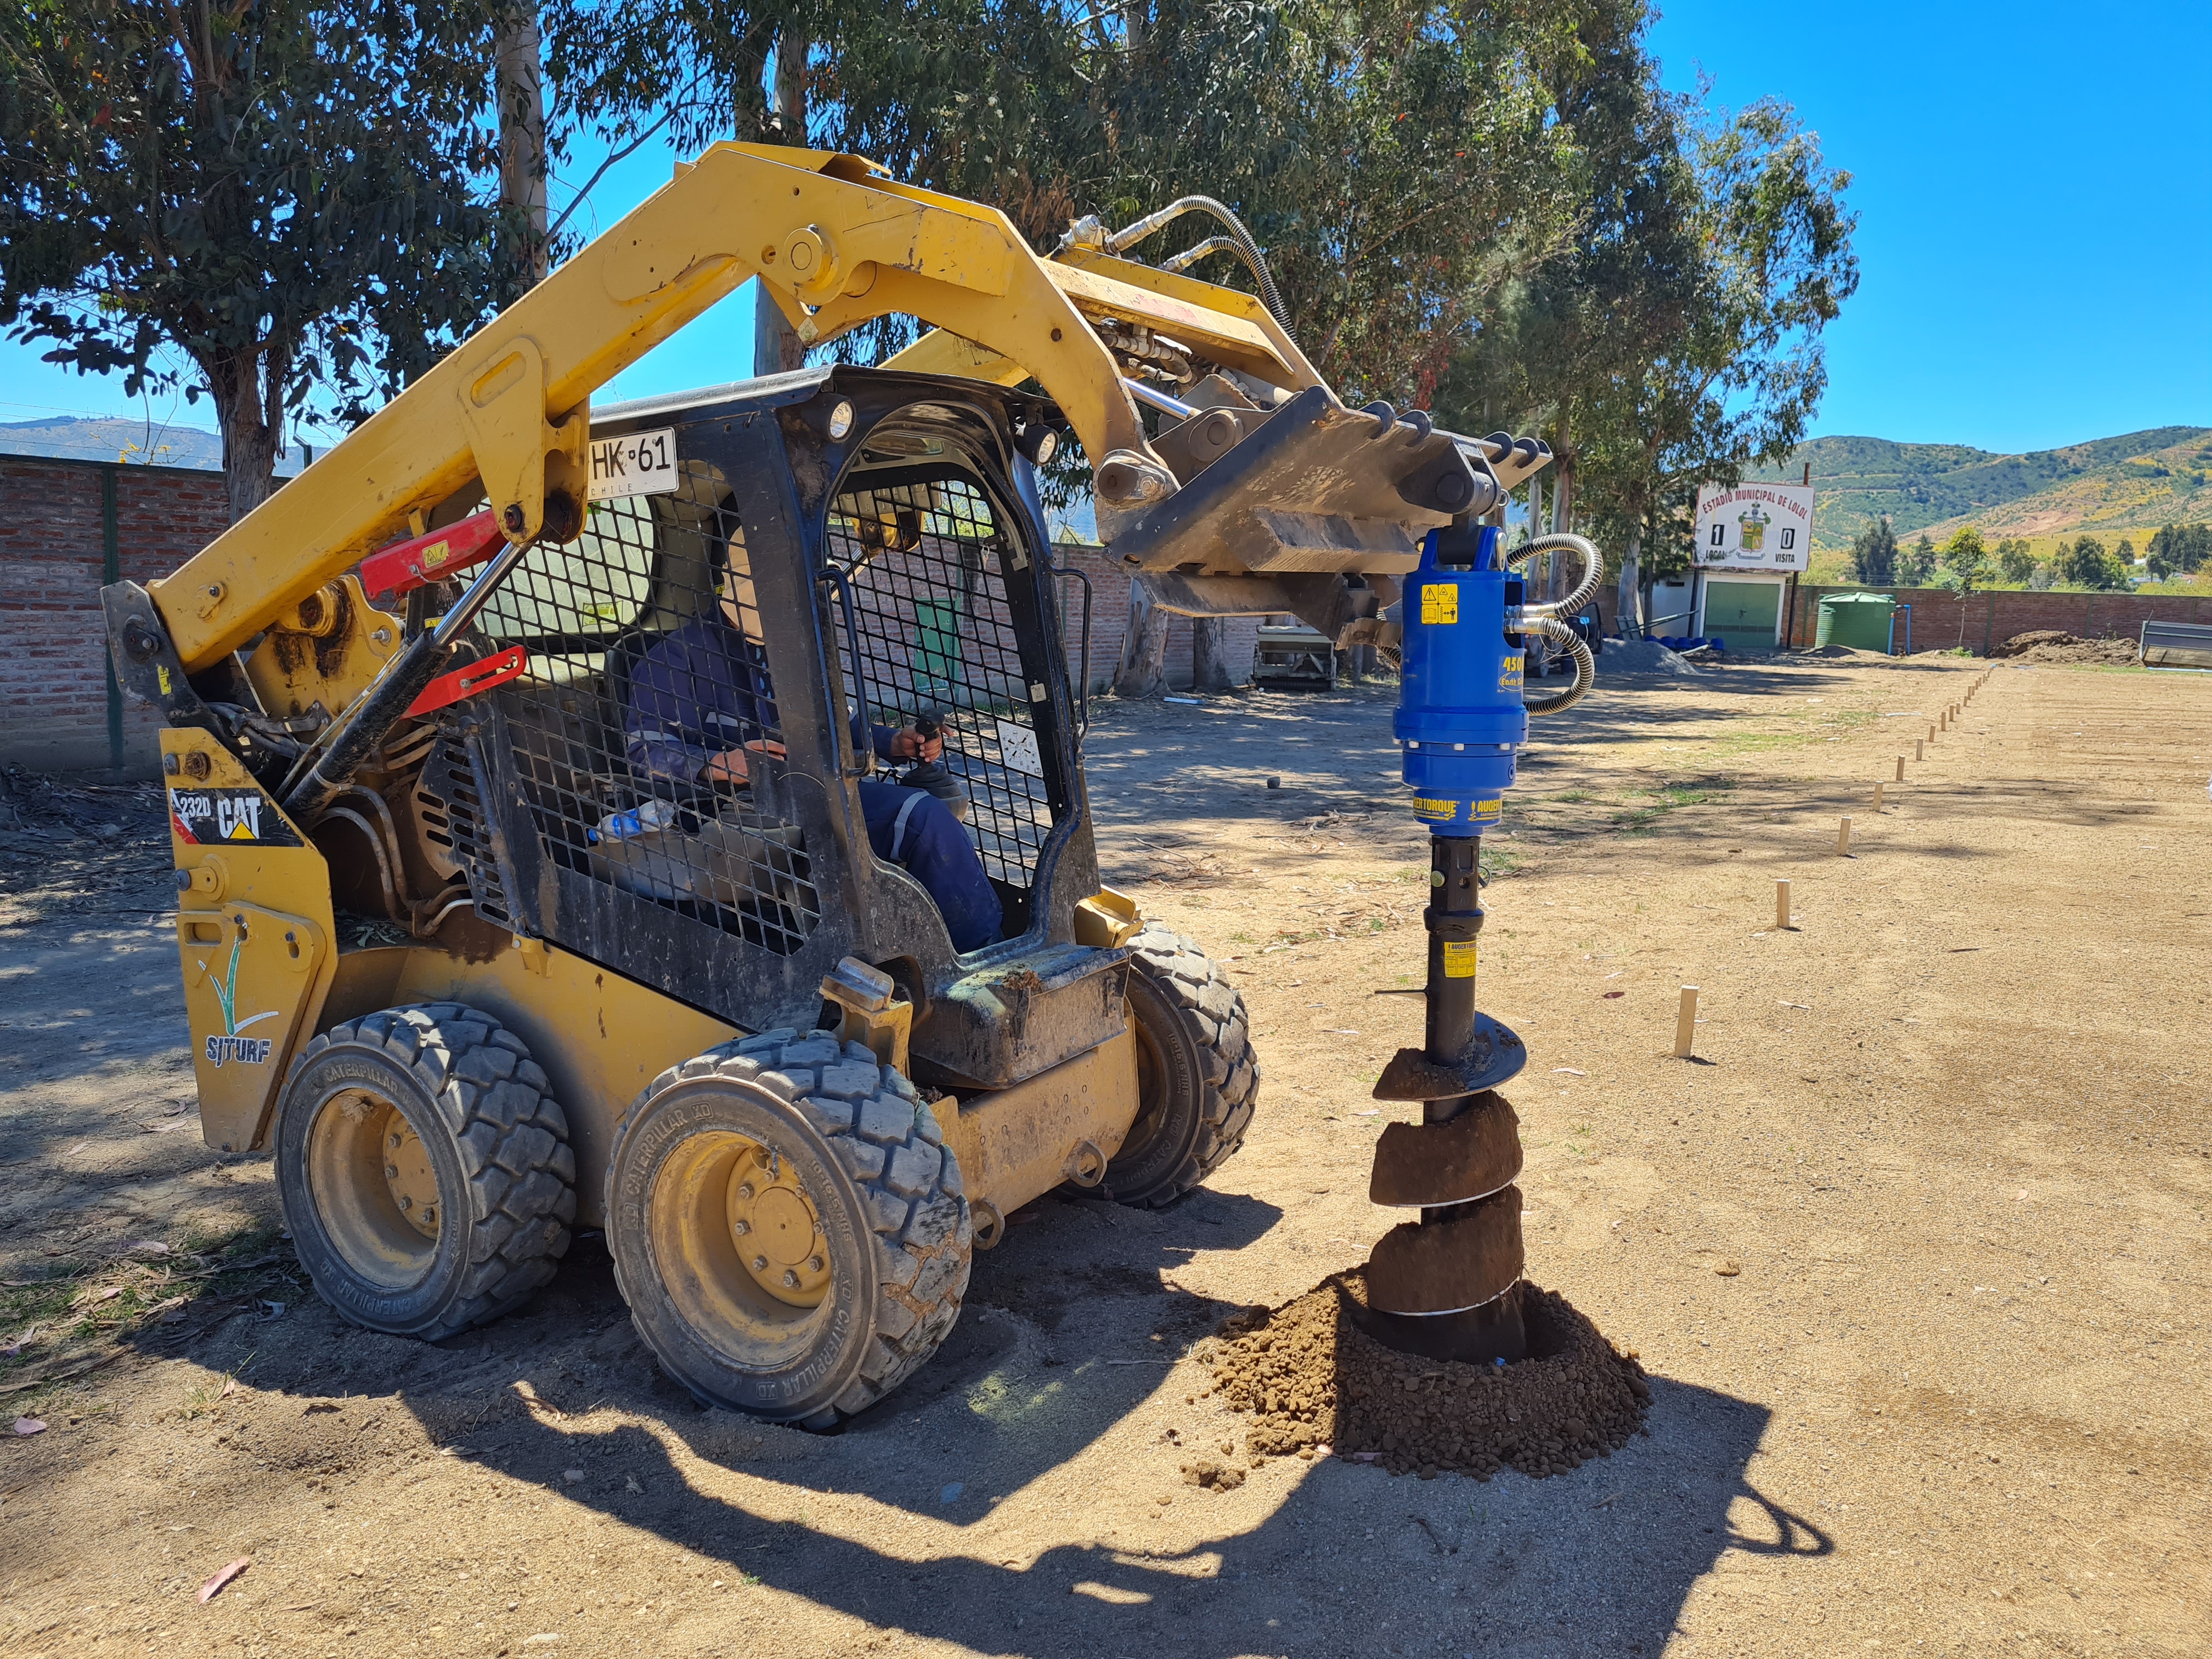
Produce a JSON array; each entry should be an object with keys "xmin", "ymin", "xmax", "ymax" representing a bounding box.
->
[
  {"xmin": 1505, "ymin": 532, "xmax": 1602, "ymax": 622},
  {"xmin": 1517, "ymin": 616, "xmax": 1595, "ymax": 716}
]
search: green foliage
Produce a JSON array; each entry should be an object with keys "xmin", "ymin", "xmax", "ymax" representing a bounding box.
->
[
  {"xmin": 552, "ymin": 0, "xmax": 1590, "ymax": 409},
  {"xmin": 1995, "ymin": 537, "xmax": 2035, "ymax": 584},
  {"xmin": 1848, "ymin": 515, "xmax": 1897, "ymax": 584},
  {"xmin": 2057, "ymin": 534, "xmax": 2129, "ymax": 590},
  {"xmin": 2146, "ymin": 522, "xmax": 2212, "ymax": 579},
  {"xmin": 0, "ymin": 0, "xmax": 512, "ymax": 519},
  {"xmin": 1939, "ymin": 526, "xmax": 1988, "ymax": 594},
  {"xmin": 1900, "ymin": 533, "xmax": 1937, "ymax": 585},
  {"xmin": 1499, "ymin": 88, "xmax": 1860, "ymax": 611}
]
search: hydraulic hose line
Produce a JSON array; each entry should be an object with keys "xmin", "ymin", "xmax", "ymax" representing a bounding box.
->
[
  {"xmin": 1159, "ymin": 235, "xmax": 1239, "ymax": 276},
  {"xmin": 1105, "ymin": 196, "xmax": 1293, "ymax": 336},
  {"xmin": 1504, "ymin": 532, "xmax": 1602, "ymax": 622},
  {"xmin": 1515, "ymin": 616, "xmax": 1595, "ymax": 717}
]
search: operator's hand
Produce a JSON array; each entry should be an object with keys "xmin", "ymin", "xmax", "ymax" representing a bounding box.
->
[
  {"xmin": 889, "ymin": 727, "xmax": 944, "ymax": 764},
  {"xmin": 701, "ymin": 739, "xmax": 786, "ymax": 787},
  {"xmin": 701, "ymin": 747, "xmax": 751, "ymax": 786}
]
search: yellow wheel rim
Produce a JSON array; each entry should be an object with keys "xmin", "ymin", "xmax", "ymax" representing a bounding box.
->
[
  {"xmin": 305, "ymin": 1088, "xmax": 441, "ymax": 1290},
  {"xmin": 648, "ymin": 1131, "xmax": 832, "ymax": 1364},
  {"xmin": 726, "ymin": 1141, "xmax": 831, "ymax": 1308}
]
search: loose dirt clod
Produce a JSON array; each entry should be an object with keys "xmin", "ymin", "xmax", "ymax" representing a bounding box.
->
[
  {"xmin": 1180, "ymin": 1459, "xmax": 1247, "ymax": 1491},
  {"xmin": 1203, "ymin": 1273, "xmax": 1649, "ymax": 1480}
]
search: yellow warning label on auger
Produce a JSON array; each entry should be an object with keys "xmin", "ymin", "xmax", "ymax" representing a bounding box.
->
[
  {"xmin": 1443, "ymin": 940, "xmax": 1478, "ymax": 978},
  {"xmin": 1420, "ymin": 584, "xmax": 1459, "ymax": 625}
]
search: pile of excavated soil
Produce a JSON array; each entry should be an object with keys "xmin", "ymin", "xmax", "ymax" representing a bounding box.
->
[
  {"xmin": 1199, "ymin": 1272, "xmax": 1649, "ymax": 1480},
  {"xmin": 1990, "ymin": 630, "xmax": 2140, "ymax": 665}
]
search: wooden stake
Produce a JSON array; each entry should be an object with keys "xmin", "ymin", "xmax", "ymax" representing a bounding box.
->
[
  {"xmin": 1873, "ymin": 780, "xmax": 1884, "ymax": 810},
  {"xmin": 1894, "ymin": 755, "xmax": 1905, "ymax": 781},
  {"xmin": 1836, "ymin": 815, "xmax": 1853, "ymax": 855},
  {"xmin": 1674, "ymin": 986, "xmax": 1700, "ymax": 1059},
  {"xmin": 1775, "ymin": 878, "xmax": 1792, "ymax": 930},
  {"xmin": 1916, "ymin": 737, "xmax": 1925, "ymax": 761}
]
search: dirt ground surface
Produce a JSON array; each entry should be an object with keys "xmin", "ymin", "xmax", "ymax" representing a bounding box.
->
[{"xmin": 2, "ymin": 652, "xmax": 2207, "ymax": 1659}]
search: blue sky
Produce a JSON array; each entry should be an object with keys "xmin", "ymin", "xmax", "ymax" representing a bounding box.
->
[
  {"xmin": 4, "ymin": 0, "xmax": 2207, "ymax": 457},
  {"xmin": 1644, "ymin": 0, "xmax": 2211, "ymax": 450}
]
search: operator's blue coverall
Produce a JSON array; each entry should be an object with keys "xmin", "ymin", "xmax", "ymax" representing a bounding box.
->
[{"xmin": 623, "ymin": 616, "xmax": 1003, "ymax": 953}]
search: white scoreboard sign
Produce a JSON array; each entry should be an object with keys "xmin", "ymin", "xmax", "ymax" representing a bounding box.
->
[{"xmin": 1693, "ymin": 482, "xmax": 1813, "ymax": 571}]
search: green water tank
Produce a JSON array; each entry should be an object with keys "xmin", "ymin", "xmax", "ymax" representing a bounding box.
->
[{"xmin": 1815, "ymin": 592, "xmax": 1897, "ymax": 652}]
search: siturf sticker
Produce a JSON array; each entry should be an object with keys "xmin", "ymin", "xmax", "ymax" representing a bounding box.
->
[
  {"xmin": 206, "ymin": 1035, "xmax": 274, "ymax": 1067},
  {"xmin": 170, "ymin": 788, "xmax": 302, "ymax": 847},
  {"xmin": 1420, "ymin": 584, "xmax": 1459, "ymax": 625}
]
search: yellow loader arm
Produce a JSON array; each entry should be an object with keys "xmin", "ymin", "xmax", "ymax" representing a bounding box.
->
[{"xmin": 146, "ymin": 144, "xmax": 1320, "ymax": 674}]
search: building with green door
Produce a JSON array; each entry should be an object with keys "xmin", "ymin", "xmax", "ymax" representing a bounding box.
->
[{"xmin": 1700, "ymin": 573, "xmax": 1788, "ymax": 646}]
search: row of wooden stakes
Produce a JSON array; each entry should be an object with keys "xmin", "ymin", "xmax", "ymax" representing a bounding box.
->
[{"xmin": 1672, "ymin": 667, "xmax": 1996, "ymax": 1058}]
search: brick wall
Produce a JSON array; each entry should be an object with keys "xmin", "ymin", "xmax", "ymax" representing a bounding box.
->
[
  {"xmin": 1049, "ymin": 543, "xmax": 1272, "ymax": 691},
  {"xmin": 0, "ymin": 455, "xmax": 232, "ymax": 772},
  {"xmin": 0, "ymin": 459, "xmax": 1277, "ymax": 778},
  {"xmin": 1782, "ymin": 584, "xmax": 2212, "ymax": 654}
]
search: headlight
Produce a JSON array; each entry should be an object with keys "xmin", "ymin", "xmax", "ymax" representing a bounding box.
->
[{"xmin": 1020, "ymin": 424, "xmax": 1058, "ymax": 466}]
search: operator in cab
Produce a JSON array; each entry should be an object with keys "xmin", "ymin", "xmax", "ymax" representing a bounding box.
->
[{"xmin": 622, "ymin": 534, "xmax": 1003, "ymax": 953}]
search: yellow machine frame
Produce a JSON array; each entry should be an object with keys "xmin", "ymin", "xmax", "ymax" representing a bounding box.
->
[{"xmin": 149, "ymin": 142, "xmax": 1321, "ymax": 676}]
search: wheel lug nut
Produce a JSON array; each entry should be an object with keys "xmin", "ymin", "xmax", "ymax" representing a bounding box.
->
[
  {"xmin": 422, "ymin": 1207, "xmax": 436, "ymax": 1224},
  {"xmin": 385, "ymin": 1163, "xmax": 398, "ymax": 1178},
  {"xmin": 808, "ymin": 1255, "xmax": 825, "ymax": 1273},
  {"xmin": 735, "ymin": 1184, "xmax": 753, "ymax": 1201},
  {"xmin": 390, "ymin": 1132, "xmax": 403, "ymax": 1148},
  {"xmin": 397, "ymin": 1196, "xmax": 413, "ymax": 1211},
  {"xmin": 732, "ymin": 1219, "xmax": 749, "ymax": 1235},
  {"xmin": 782, "ymin": 1269, "xmax": 800, "ymax": 1289},
  {"xmin": 752, "ymin": 1256, "xmax": 769, "ymax": 1272}
]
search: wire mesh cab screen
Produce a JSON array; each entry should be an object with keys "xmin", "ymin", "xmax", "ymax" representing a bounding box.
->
[
  {"xmin": 823, "ymin": 448, "xmax": 1065, "ymax": 926},
  {"xmin": 448, "ymin": 460, "xmax": 823, "ymax": 960}
]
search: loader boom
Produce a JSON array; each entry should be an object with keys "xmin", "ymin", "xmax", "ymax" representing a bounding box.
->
[{"xmin": 147, "ymin": 143, "xmax": 1322, "ymax": 674}]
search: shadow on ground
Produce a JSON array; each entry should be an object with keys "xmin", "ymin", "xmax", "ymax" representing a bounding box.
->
[{"xmin": 142, "ymin": 1182, "xmax": 1808, "ymax": 1657}]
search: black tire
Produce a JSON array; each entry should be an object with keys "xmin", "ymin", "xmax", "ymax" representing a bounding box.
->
[
  {"xmin": 276, "ymin": 1003, "xmax": 575, "ymax": 1340},
  {"xmin": 605, "ymin": 1029, "xmax": 972, "ymax": 1425},
  {"xmin": 1097, "ymin": 923, "xmax": 1260, "ymax": 1207}
]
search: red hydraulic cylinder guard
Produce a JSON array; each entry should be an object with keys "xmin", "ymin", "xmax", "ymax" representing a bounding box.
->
[
  {"xmin": 404, "ymin": 646, "xmax": 529, "ymax": 719},
  {"xmin": 359, "ymin": 509, "xmax": 504, "ymax": 600}
]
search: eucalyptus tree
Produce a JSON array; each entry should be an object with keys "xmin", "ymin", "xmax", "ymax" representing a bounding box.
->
[{"xmin": 0, "ymin": 0, "xmax": 514, "ymax": 518}]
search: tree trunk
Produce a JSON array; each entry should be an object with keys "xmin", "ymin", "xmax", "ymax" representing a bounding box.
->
[
  {"xmin": 775, "ymin": 21, "xmax": 809, "ymax": 137},
  {"xmin": 1550, "ymin": 408, "xmax": 1573, "ymax": 534},
  {"xmin": 1617, "ymin": 530, "xmax": 1643, "ymax": 637},
  {"xmin": 1192, "ymin": 617, "xmax": 1235, "ymax": 691},
  {"xmin": 1115, "ymin": 580, "xmax": 1170, "ymax": 698},
  {"xmin": 755, "ymin": 285, "xmax": 804, "ymax": 376},
  {"xmin": 733, "ymin": 17, "xmax": 775, "ymax": 139},
  {"xmin": 205, "ymin": 338, "xmax": 285, "ymax": 524},
  {"xmin": 495, "ymin": 4, "xmax": 549, "ymax": 285},
  {"xmin": 750, "ymin": 20, "xmax": 809, "ymax": 376}
]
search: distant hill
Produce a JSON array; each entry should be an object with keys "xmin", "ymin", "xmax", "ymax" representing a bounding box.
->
[
  {"xmin": 0, "ymin": 415, "xmax": 304, "ymax": 475},
  {"xmin": 1750, "ymin": 427, "xmax": 2212, "ymax": 548}
]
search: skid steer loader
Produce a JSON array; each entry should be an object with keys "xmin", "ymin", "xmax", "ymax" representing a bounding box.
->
[{"xmin": 104, "ymin": 143, "xmax": 1587, "ymax": 1423}]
